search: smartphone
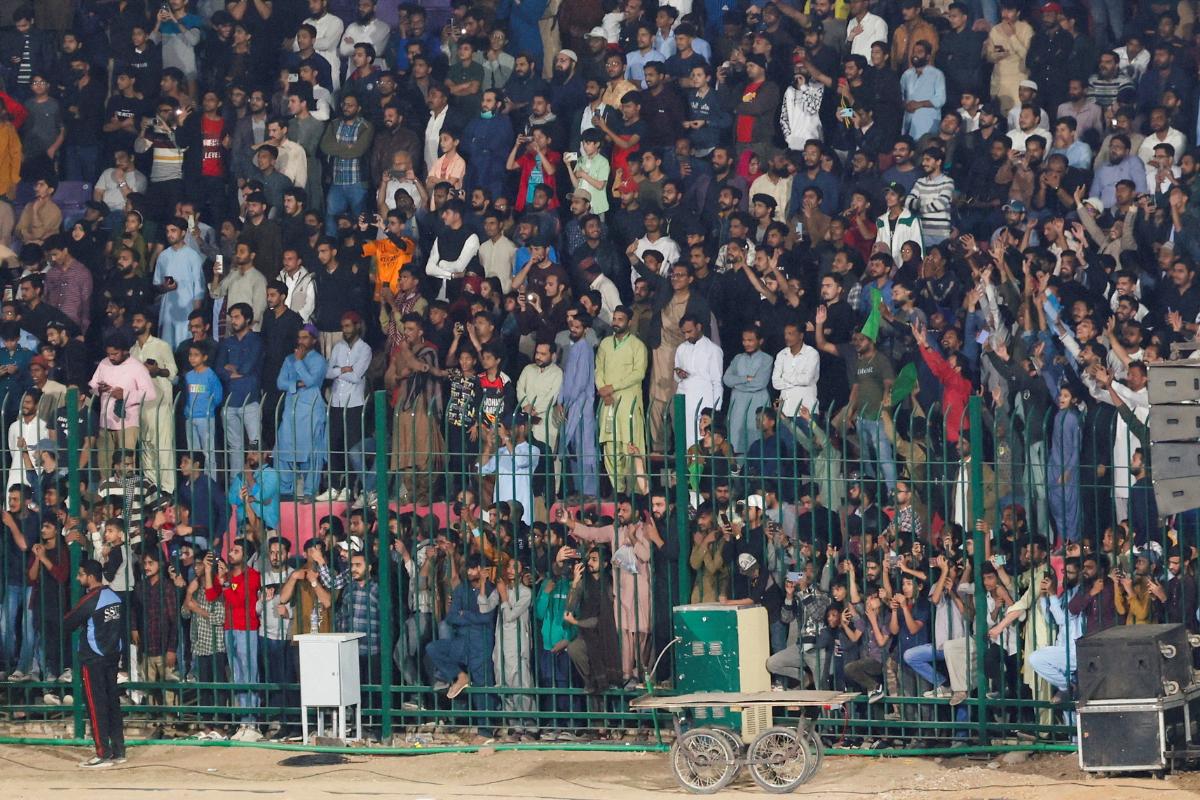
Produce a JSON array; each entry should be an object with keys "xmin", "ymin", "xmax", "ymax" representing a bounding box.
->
[{"xmin": 786, "ymin": 571, "xmax": 802, "ymax": 583}]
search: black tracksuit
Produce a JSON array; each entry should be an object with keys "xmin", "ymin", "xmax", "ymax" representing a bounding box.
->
[{"xmin": 64, "ymin": 585, "xmax": 126, "ymax": 760}]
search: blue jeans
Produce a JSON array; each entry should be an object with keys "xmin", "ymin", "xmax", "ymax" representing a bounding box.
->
[
  {"xmin": 16, "ymin": 586, "xmax": 39, "ymax": 675},
  {"xmin": 225, "ymin": 629, "xmax": 260, "ymax": 723},
  {"xmin": 65, "ymin": 143, "xmax": 100, "ymax": 184},
  {"xmin": 903, "ymin": 643, "xmax": 946, "ymax": 687},
  {"xmin": 857, "ymin": 416, "xmax": 897, "ymax": 493},
  {"xmin": 278, "ymin": 458, "xmax": 321, "ymax": 498},
  {"xmin": 347, "ymin": 438, "xmax": 377, "ymax": 495},
  {"xmin": 223, "ymin": 401, "xmax": 262, "ymax": 475},
  {"xmin": 1086, "ymin": 0, "xmax": 1123, "ymax": 49},
  {"xmin": 187, "ymin": 417, "xmax": 218, "ymax": 478},
  {"xmin": 1028, "ymin": 644, "xmax": 1075, "ymax": 691},
  {"xmin": 0, "ymin": 580, "xmax": 22, "ymax": 670},
  {"xmin": 325, "ymin": 183, "xmax": 368, "ymax": 235}
]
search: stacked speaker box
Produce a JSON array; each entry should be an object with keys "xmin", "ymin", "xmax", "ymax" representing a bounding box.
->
[
  {"xmin": 1076, "ymin": 623, "xmax": 1200, "ymax": 773},
  {"xmin": 1147, "ymin": 363, "xmax": 1200, "ymax": 515}
]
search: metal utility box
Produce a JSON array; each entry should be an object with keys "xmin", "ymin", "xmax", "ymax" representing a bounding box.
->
[
  {"xmin": 296, "ymin": 632, "xmax": 364, "ymax": 741},
  {"xmin": 673, "ymin": 604, "xmax": 772, "ymax": 741}
]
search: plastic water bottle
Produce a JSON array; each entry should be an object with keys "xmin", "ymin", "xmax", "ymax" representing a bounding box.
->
[{"xmin": 310, "ymin": 606, "xmax": 319, "ymax": 633}]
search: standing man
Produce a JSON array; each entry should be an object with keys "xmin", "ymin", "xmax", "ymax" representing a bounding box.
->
[
  {"xmin": 130, "ymin": 311, "xmax": 178, "ymax": 493},
  {"xmin": 722, "ymin": 325, "xmax": 773, "ymax": 457},
  {"xmin": 320, "ymin": 94, "xmax": 374, "ymax": 234},
  {"xmin": 319, "ymin": 312, "xmax": 371, "ymax": 502},
  {"xmin": 516, "ymin": 339, "xmax": 564, "ymax": 456},
  {"xmin": 42, "ymin": 235, "xmax": 92, "ymax": 334},
  {"xmin": 205, "ymin": 539, "xmax": 263, "ymax": 741},
  {"xmin": 153, "ymin": 217, "xmax": 206, "ymax": 350},
  {"xmin": 88, "ymin": 332, "xmax": 157, "ymax": 476},
  {"xmin": 594, "ymin": 306, "xmax": 647, "ymax": 494},
  {"xmin": 772, "ymin": 320, "xmax": 820, "ymax": 417},
  {"xmin": 556, "ymin": 313, "xmax": 600, "ymax": 499},
  {"xmin": 63, "ymin": 560, "xmax": 125, "ymax": 768},
  {"xmin": 673, "ymin": 313, "xmax": 723, "ymax": 447},
  {"xmin": 215, "ymin": 303, "xmax": 263, "ymax": 477}
]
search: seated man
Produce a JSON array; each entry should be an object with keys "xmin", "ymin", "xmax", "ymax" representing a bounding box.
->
[{"xmin": 424, "ymin": 553, "xmax": 498, "ymax": 742}]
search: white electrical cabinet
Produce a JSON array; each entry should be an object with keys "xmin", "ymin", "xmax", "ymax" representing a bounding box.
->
[{"xmin": 295, "ymin": 632, "xmax": 364, "ymax": 741}]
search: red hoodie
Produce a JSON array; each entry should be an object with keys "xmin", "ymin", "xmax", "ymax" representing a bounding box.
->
[{"xmin": 919, "ymin": 344, "xmax": 972, "ymax": 444}]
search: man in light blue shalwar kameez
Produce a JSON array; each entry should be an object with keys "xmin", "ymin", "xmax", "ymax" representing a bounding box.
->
[
  {"xmin": 556, "ymin": 315, "xmax": 599, "ymax": 498},
  {"xmin": 275, "ymin": 324, "xmax": 328, "ymax": 499},
  {"xmin": 722, "ymin": 327, "xmax": 774, "ymax": 457}
]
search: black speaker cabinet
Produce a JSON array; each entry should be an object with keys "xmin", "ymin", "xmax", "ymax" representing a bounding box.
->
[
  {"xmin": 1078, "ymin": 696, "xmax": 1187, "ymax": 772},
  {"xmin": 1076, "ymin": 624, "xmax": 1192, "ymax": 704}
]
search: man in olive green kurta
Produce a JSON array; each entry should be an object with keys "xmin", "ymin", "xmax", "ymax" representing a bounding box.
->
[{"xmin": 595, "ymin": 308, "xmax": 647, "ymax": 494}]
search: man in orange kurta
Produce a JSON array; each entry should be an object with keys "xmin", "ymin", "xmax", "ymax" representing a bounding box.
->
[{"xmin": 560, "ymin": 498, "xmax": 654, "ymax": 683}]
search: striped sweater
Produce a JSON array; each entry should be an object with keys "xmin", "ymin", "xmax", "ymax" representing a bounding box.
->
[{"xmin": 909, "ymin": 173, "xmax": 955, "ymax": 243}]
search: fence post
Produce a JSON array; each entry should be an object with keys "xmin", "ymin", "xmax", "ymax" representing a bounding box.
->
[
  {"xmin": 65, "ymin": 387, "xmax": 84, "ymax": 738},
  {"xmin": 373, "ymin": 391, "xmax": 393, "ymax": 741},
  {"xmin": 672, "ymin": 394, "xmax": 691, "ymax": 605},
  {"xmin": 967, "ymin": 395, "xmax": 990, "ymax": 745}
]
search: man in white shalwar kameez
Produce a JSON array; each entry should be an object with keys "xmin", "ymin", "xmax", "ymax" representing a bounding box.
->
[{"xmin": 673, "ymin": 314, "xmax": 723, "ymax": 447}]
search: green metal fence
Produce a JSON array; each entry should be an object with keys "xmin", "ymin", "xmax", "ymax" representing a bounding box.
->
[{"xmin": 0, "ymin": 362, "xmax": 1174, "ymax": 754}]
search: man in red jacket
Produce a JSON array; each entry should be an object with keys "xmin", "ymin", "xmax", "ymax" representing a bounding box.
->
[
  {"xmin": 204, "ymin": 538, "xmax": 262, "ymax": 741},
  {"xmin": 912, "ymin": 318, "xmax": 972, "ymax": 446}
]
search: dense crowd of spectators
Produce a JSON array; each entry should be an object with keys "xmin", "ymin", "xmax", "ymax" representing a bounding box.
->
[{"xmin": 0, "ymin": 0, "xmax": 1199, "ymax": 748}]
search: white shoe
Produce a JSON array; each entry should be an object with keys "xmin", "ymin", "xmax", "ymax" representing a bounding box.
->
[
  {"xmin": 230, "ymin": 725, "xmax": 247, "ymax": 741},
  {"xmin": 42, "ymin": 693, "xmax": 61, "ymax": 706},
  {"xmin": 58, "ymin": 668, "xmax": 72, "ymax": 683},
  {"xmin": 116, "ymin": 672, "xmax": 129, "ymax": 684},
  {"xmin": 239, "ymin": 727, "xmax": 264, "ymax": 742},
  {"xmin": 62, "ymin": 694, "xmax": 73, "ymax": 705},
  {"xmin": 7, "ymin": 670, "xmax": 27, "ymax": 681},
  {"xmin": 314, "ymin": 488, "xmax": 338, "ymax": 502}
]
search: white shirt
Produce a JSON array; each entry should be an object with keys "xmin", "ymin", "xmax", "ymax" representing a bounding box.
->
[
  {"xmin": 274, "ymin": 138, "xmax": 308, "ymax": 190},
  {"xmin": 846, "ymin": 13, "xmax": 888, "ymax": 59},
  {"xmin": 298, "ymin": 13, "xmax": 345, "ymax": 90},
  {"xmin": 324, "ymin": 337, "xmax": 372, "ymax": 408},
  {"xmin": 7, "ymin": 413, "xmax": 48, "ymax": 493},
  {"xmin": 1146, "ymin": 162, "xmax": 1182, "ymax": 195},
  {"xmin": 480, "ymin": 235, "xmax": 516, "ymax": 293},
  {"xmin": 674, "ymin": 335, "xmax": 724, "ymax": 408},
  {"xmin": 425, "ymin": 106, "xmax": 449, "ymax": 174},
  {"xmin": 1007, "ymin": 126, "xmax": 1051, "ymax": 153},
  {"xmin": 772, "ymin": 344, "xmax": 820, "ymax": 416},
  {"xmin": 1006, "ymin": 105, "xmax": 1050, "ymax": 132},
  {"xmin": 277, "ymin": 266, "xmax": 316, "ymax": 322},
  {"xmin": 1138, "ymin": 127, "xmax": 1187, "ymax": 165},
  {"xmin": 589, "ymin": 273, "xmax": 621, "ymax": 324},
  {"xmin": 381, "ymin": 176, "xmax": 421, "ymax": 210},
  {"xmin": 1116, "ymin": 46, "xmax": 1151, "ymax": 81},
  {"xmin": 94, "ymin": 167, "xmax": 147, "ymax": 211},
  {"xmin": 338, "ymin": 18, "xmax": 391, "ymax": 72},
  {"xmin": 632, "ymin": 233, "xmax": 681, "ymax": 291}
]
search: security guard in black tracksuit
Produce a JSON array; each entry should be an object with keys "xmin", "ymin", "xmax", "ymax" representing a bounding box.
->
[{"xmin": 64, "ymin": 559, "xmax": 126, "ymax": 767}]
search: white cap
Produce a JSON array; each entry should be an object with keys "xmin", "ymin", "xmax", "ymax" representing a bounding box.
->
[
  {"xmin": 1018, "ymin": 79, "xmax": 1038, "ymax": 91},
  {"xmin": 337, "ymin": 535, "xmax": 364, "ymax": 553},
  {"xmin": 1081, "ymin": 197, "xmax": 1104, "ymax": 214},
  {"xmin": 586, "ymin": 26, "xmax": 607, "ymax": 39},
  {"xmin": 559, "ymin": 49, "xmax": 578, "ymax": 63},
  {"xmin": 747, "ymin": 494, "xmax": 765, "ymax": 510}
]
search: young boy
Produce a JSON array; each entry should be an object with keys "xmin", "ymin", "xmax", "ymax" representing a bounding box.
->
[{"xmin": 183, "ymin": 343, "xmax": 223, "ymax": 472}]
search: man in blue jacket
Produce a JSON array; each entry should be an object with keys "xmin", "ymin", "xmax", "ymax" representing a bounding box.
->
[
  {"xmin": 425, "ymin": 553, "xmax": 498, "ymax": 741},
  {"xmin": 63, "ymin": 559, "xmax": 125, "ymax": 768}
]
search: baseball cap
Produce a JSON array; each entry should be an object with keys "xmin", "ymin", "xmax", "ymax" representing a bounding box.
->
[
  {"xmin": 1081, "ymin": 197, "xmax": 1104, "ymax": 214},
  {"xmin": 586, "ymin": 26, "xmax": 607, "ymax": 39},
  {"xmin": 747, "ymin": 494, "xmax": 765, "ymax": 510},
  {"xmin": 337, "ymin": 535, "xmax": 364, "ymax": 553},
  {"xmin": 746, "ymin": 53, "xmax": 768, "ymax": 70},
  {"xmin": 1040, "ymin": 1, "xmax": 1063, "ymax": 13},
  {"xmin": 1018, "ymin": 79, "xmax": 1038, "ymax": 91},
  {"xmin": 737, "ymin": 553, "xmax": 759, "ymax": 575},
  {"xmin": 1003, "ymin": 200, "xmax": 1028, "ymax": 214},
  {"xmin": 567, "ymin": 188, "xmax": 592, "ymax": 201},
  {"xmin": 884, "ymin": 181, "xmax": 907, "ymax": 196}
]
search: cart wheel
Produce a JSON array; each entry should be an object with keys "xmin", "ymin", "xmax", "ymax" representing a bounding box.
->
[
  {"xmin": 707, "ymin": 726, "xmax": 745, "ymax": 783},
  {"xmin": 800, "ymin": 723, "xmax": 825, "ymax": 781},
  {"xmin": 747, "ymin": 726, "xmax": 815, "ymax": 793},
  {"xmin": 670, "ymin": 727, "xmax": 738, "ymax": 794}
]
